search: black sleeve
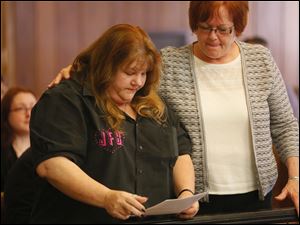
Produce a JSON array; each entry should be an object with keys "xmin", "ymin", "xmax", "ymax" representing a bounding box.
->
[
  {"xmin": 30, "ymin": 86, "xmax": 88, "ymax": 170},
  {"xmin": 165, "ymin": 102, "xmax": 192, "ymax": 156}
]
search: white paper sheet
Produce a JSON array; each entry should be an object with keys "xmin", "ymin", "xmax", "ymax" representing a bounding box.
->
[{"xmin": 144, "ymin": 192, "xmax": 206, "ymax": 216}]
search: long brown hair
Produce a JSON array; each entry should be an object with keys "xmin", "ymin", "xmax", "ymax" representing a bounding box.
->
[
  {"xmin": 72, "ymin": 24, "xmax": 165, "ymax": 130},
  {"xmin": 1, "ymin": 87, "xmax": 35, "ymax": 150}
]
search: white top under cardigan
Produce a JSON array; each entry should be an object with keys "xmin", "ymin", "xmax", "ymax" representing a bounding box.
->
[
  {"xmin": 160, "ymin": 42, "xmax": 299, "ymax": 200},
  {"xmin": 194, "ymin": 54, "xmax": 257, "ymax": 194}
]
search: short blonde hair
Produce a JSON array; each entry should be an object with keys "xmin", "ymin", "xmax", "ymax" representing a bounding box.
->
[{"xmin": 189, "ymin": 1, "xmax": 249, "ymax": 36}]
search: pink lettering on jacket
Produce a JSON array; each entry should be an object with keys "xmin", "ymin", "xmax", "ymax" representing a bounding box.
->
[
  {"xmin": 115, "ymin": 131, "xmax": 123, "ymax": 145},
  {"xmin": 98, "ymin": 131, "xmax": 107, "ymax": 146},
  {"xmin": 95, "ymin": 129, "xmax": 124, "ymax": 150}
]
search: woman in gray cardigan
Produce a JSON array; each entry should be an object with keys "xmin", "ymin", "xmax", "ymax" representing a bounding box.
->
[{"xmin": 51, "ymin": 1, "xmax": 299, "ymax": 216}]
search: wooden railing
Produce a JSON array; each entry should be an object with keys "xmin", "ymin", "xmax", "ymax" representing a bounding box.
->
[{"xmin": 127, "ymin": 207, "xmax": 298, "ymax": 224}]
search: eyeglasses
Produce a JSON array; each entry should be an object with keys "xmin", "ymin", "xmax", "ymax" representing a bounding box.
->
[
  {"xmin": 197, "ymin": 24, "xmax": 234, "ymax": 36},
  {"xmin": 10, "ymin": 106, "xmax": 33, "ymax": 114}
]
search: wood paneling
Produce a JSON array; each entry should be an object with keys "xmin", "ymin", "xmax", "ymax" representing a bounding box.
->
[
  {"xmin": 14, "ymin": 2, "xmax": 35, "ymax": 91},
  {"xmin": 2, "ymin": 1, "xmax": 298, "ymax": 97},
  {"xmin": 35, "ymin": 1, "xmax": 57, "ymax": 95}
]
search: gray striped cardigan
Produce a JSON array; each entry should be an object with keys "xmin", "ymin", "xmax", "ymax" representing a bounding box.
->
[{"xmin": 159, "ymin": 41, "xmax": 299, "ymax": 200}]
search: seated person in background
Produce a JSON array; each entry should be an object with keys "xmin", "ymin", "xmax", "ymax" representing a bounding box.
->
[
  {"xmin": 1, "ymin": 87, "xmax": 37, "ymax": 192},
  {"xmin": 243, "ymin": 36, "xmax": 268, "ymax": 46},
  {"xmin": 30, "ymin": 24, "xmax": 198, "ymax": 224},
  {"xmin": 4, "ymin": 148, "xmax": 35, "ymax": 224}
]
